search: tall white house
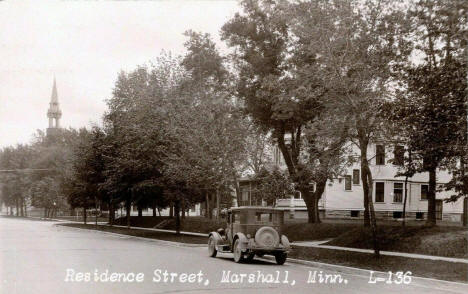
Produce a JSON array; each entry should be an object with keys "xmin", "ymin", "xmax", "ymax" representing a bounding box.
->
[{"xmin": 245, "ymin": 142, "xmax": 465, "ymax": 222}]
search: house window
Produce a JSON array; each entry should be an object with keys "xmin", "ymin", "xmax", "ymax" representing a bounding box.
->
[
  {"xmin": 309, "ymin": 183, "xmax": 316, "ymax": 193},
  {"xmin": 376, "ymin": 145, "xmax": 385, "ymax": 165},
  {"xmin": 375, "ymin": 182, "xmax": 385, "ymax": 202},
  {"xmin": 394, "ymin": 145, "xmax": 404, "ymax": 166},
  {"xmin": 393, "ymin": 211, "xmax": 403, "ymax": 219},
  {"xmin": 416, "ymin": 212, "xmax": 424, "ymax": 219},
  {"xmin": 345, "ymin": 175, "xmax": 352, "ymax": 191},
  {"xmin": 393, "ymin": 183, "xmax": 403, "ymax": 202},
  {"xmin": 350, "ymin": 210, "xmax": 360, "ymax": 217},
  {"xmin": 421, "ymin": 185, "xmax": 428, "ymax": 200},
  {"xmin": 294, "ymin": 191, "xmax": 302, "ymax": 199},
  {"xmin": 353, "ymin": 169, "xmax": 360, "ymax": 185}
]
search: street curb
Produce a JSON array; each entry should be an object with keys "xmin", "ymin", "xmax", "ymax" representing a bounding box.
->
[
  {"xmin": 33, "ymin": 216, "xmax": 209, "ymax": 237},
  {"xmin": 56, "ymin": 223, "xmax": 206, "ymax": 248}
]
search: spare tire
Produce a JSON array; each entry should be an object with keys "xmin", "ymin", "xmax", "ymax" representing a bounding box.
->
[{"xmin": 255, "ymin": 226, "xmax": 279, "ymax": 247}]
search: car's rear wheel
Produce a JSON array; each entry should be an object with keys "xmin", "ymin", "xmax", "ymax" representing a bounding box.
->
[
  {"xmin": 233, "ymin": 239, "xmax": 244, "ymax": 263},
  {"xmin": 208, "ymin": 236, "xmax": 217, "ymax": 257},
  {"xmin": 275, "ymin": 252, "xmax": 287, "ymax": 265}
]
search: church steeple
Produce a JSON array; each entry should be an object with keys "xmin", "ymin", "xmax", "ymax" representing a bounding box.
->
[{"xmin": 47, "ymin": 77, "xmax": 62, "ymax": 136}]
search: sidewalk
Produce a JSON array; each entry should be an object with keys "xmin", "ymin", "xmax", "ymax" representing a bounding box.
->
[
  {"xmin": 293, "ymin": 240, "xmax": 468, "ymax": 264},
  {"xmin": 40, "ymin": 216, "xmax": 468, "ymax": 264}
]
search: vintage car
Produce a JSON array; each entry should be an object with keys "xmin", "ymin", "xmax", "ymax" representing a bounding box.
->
[{"xmin": 208, "ymin": 207, "xmax": 290, "ymax": 265}]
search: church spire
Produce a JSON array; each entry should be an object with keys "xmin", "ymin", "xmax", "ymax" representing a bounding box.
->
[
  {"xmin": 47, "ymin": 77, "xmax": 62, "ymax": 135},
  {"xmin": 51, "ymin": 77, "xmax": 58, "ymax": 104}
]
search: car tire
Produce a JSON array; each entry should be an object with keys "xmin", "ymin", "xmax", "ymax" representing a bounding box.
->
[
  {"xmin": 208, "ymin": 236, "xmax": 217, "ymax": 257},
  {"xmin": 275, "ymin": 252, "xmax": 287, "ymax": 265},
  {"xmin": 255, "ymin": 226, "xmax": 280, "ymax": 247},
  {"xmin": 233, "ymin": 239, "xmax": 244, "ymax": 263}
]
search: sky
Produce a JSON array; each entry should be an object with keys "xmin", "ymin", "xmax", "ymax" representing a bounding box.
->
[{"xmin": 0, "ymin": 0, "xmax": 240, "ymax": 148}]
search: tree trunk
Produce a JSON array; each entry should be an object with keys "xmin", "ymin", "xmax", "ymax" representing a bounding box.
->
[
  {"xmin": 301, "ymin": 189, "xmax": 317, "ymax": 223},
  {"xmin": 315, "ymin": 180, "xmax": 327, "ymax": 223},
  {"xmin": 174, "ymin": 200, "xmax": 181, "ymax": 235},
  {"xmin": 232, "ymin": 171, "xmax": 241, "ymax": 205},
  {"xmin": 360, "ymin": 147, "xmax": 371, "ymax": 227},
  {"xmin": 216, "ymin": 189, "xmax": 220, "ymax": 220},
  {"xmin": 137, "ymin": 206, "xmax": 143, "ymax": 218},
  {"xmin": 158, "ymin": 208, "xmax": 162, "ymax": 216},
  {"xmin": 20, "ymin": 197, "xmax": 24, "ymax": 216},
  {"xmin": 15, "ymin": 197, "xmax": 19, "ymax": 216},
  {"xmin": 426, "ymin": 167, "xmax": 437, "ymax": 226},
  {"xmin": 402, "ymin": 175, "xmax": 409, "ymax": 227},
  {"xmin": 181, "ymin": 201, "xmax": 186, "ymax": 219},
  {"xmin": 315, "ymin": 196, "xmax": 321, "ymax": 223},
  {"xmin": 125, "ymin": 198, "xmax": 131, "ymax": 228},
  {"xmin": 109, "ymin": 200, "xmax": 115, "ymax": 226},
  {"xmin": 152, "ymin": 201, "xmax": 156, "ymax": 217},
  {"xmin": 364, "ymin": 163, "xmax": 380, "ymax": 257},
  {"xmin": 169, "ymin": 204, "xmax": 174, "ymax": 218},
  {"xmin": 205, "ymin": 194, "xmax": 211, "ymax": 219},
  {"xmin": 83, "ymin": 207, "xmax": 87, "ymax": 224},
  {"xmin": 95, "ymin": 198, "xmax": 99, "ymax": 227}
]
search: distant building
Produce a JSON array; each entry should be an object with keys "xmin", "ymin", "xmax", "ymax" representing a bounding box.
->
[{"xmin": 46, "ymin": 78, "xmax": 62, "ymax": 137}]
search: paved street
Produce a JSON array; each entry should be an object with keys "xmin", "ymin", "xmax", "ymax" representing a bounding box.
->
[{"xmin": 0, "ymin": 217, "xmax": 467, "ymax": 294}]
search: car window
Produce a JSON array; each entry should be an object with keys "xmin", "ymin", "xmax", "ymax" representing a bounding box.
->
[
  {"xmin": 256, "ymin": 212, "xmax": 272, "ymax": 222},
  {"xmin": 233, "ymin": 212, "xmax": 240, "ymax": 224}
]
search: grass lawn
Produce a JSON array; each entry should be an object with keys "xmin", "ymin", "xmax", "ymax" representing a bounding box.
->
[
  {"xmin": 114, "ymin": 216, "xmax": 227, "ymax": 233},
  {"xmin": 289, "ymin": 245, "xmax": 468, "ymax": 283},
  {"xmin": 112, "ymin": 216, "xmax": 358, "ymax": 241},
  {"xmin": 282, "ymin": 222, "xmax": 359, "ymax": 242},
  {"xmin": 327, "ymin": 225, "xmax": 468, "ymax": 258},
  {"xmin": 114, "ymin": 216, "xmax": 169, "ymax": 228},
  {"xmin": 58, "ymin": 223, "xmax": 207, "ymax": 244}
]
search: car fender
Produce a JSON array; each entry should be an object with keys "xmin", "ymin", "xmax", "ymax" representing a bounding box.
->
[
  {"xmin": 233, "ymin": 232, "xmax": 249, "ymax": 251},
  {"xmin": 281, "ymin": 235, "xmax": 290, "ymax": 249}
]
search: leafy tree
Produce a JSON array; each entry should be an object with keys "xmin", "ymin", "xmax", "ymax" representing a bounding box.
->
[
  {"xmin": 0, "ymin": 144, "xmax": 34, "ymax": 216},
  {"xmin": 251, "ymin": 167, "xmax": 293, "ymax": 205},
  {"xmin": 222, "ymin": 0, "xmax": 350, "ymax": 223},
  {"xmin": 392, "ymin": 0, "xmax": 467, "ymax": 226}
]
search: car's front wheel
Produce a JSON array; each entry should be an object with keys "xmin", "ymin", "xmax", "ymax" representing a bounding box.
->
[
  {"xmin": 275, "ymin": 252, "xmax": 287, "ymax": 265},
  {"xmin": 208, "ymin": 236, "xmax": 217, "ymax": 257},
  {"xmin": 233, "ymin": 239, "xmax": 244, "ymax": 263}
]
